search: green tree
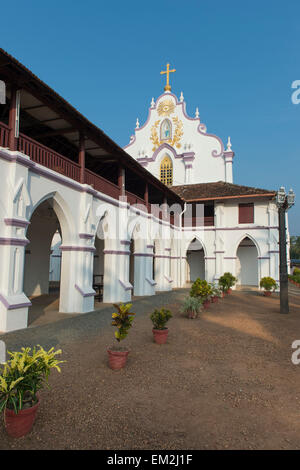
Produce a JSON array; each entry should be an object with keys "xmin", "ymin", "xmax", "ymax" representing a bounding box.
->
[{"xmin": 290, "ymin": 236, "xmax": 300, "ymax": 259}]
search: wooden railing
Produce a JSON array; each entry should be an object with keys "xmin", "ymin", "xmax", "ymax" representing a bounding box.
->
[
  {"xmin": 85, "ymin": 169, "xmax": 120, "ymax": 200},
  {"xmin": 0, "ymin": 122, "xmax": 182, "ymax": 221},
  {"xmin": 0, "ymin": 122, "xmax": 9, "ymax": 148},
  {"xmin": 183, "ymin": 216, "xmax": 214, "ymax": 227},
  {"xmin": 18, "ymin": 133, "xmax": 82, "ymax": 182}
]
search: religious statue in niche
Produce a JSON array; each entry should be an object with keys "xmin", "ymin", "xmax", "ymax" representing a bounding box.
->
[{"xmin": 160, "ymin": 119, "xmax": 172, "ymax": 141}]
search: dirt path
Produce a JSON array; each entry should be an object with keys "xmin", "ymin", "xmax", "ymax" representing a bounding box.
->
[{"xmin": 0, "ymin": 289, "xmax": 300, "ymax": 450}]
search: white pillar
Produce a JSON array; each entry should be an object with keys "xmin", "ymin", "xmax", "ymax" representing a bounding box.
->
[{"xmin": 224, "ymin": 151, "xmax": 234, "ymax": 183}]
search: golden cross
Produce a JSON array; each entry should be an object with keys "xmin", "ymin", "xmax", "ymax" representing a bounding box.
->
[{"xmin": 160, "ymin": 63, "xmax": 176, "ymax": 92}]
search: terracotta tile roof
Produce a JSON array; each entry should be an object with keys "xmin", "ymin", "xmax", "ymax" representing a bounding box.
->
[{"xmin": 171, "ymin": 181, "xmax": 276, "ymax": 202}]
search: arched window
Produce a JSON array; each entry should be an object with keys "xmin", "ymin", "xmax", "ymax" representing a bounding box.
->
[
  {"xmin": 160, "ymin": 155, "xmax": 173, "ymax": 186},
  {"xmin": 160, "ymin": 119, "xmax": 172, "ymax": 142}
]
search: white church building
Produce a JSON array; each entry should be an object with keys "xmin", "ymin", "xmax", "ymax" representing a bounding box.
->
[{"xmin": 0, "ymin": 52, "xmax": 283, "ymax": 332}]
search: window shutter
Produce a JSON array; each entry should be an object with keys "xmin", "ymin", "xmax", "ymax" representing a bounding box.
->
[{"xmin": 239, "ymin": 203, "xmax": 254, "ymax": 224}]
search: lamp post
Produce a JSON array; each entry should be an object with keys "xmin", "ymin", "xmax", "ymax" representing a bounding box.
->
[{"xmin": 276, "ymin": 187, "xmax": 295, "ymax": 314}]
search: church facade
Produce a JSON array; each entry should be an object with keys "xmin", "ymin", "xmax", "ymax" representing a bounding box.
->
[{"xmin": 0, "ymin": 52, "xmax": 284, "ymax": 333}]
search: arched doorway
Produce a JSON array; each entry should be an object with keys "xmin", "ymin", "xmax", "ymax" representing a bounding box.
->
[
  {"xmin": 24, "ymin": 198, "xmax": 64, "ymax": 324},
  {"xmin": 236, "ymin": 236, "xmax": 258, "ymax": 286},
  {"xmin": 186, "ymin": 238, "xmax": 205, "ymax": 283}
]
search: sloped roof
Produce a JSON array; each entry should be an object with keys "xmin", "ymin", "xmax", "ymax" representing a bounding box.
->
[{"xmin": 172, "ymin": 181, "xmax": 276, "ymax": 202}]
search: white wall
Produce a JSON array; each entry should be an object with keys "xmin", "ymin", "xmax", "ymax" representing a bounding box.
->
[{"xmin": 124, "ymin": 91, "xmax": 228, "ymax": 185}]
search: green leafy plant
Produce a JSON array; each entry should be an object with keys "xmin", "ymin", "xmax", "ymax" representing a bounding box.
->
[
  {"xmin": 112, "ymin": 303, "xmax": 135, "ymax": 342},
  {"xmin": 260, "ymin": 277, "xmax": 278, "ymax": 292},
  {"xmin": 190, "ymin": 278, "xmax": 212, "ymax": 301},
  {"xmin": 0, "ymin": 346, "xmax": 64, "ymax": 414},
  {"xmin": 293, "ymin": 267, "xmax": 300, "ymax": 275},
  {"xmin": 150, "ymin": 308, "xmax": 172, "ymax": 330},
  {"xmin": 180, "ymin": 296, "xmax": 202, "ymax": 318},
  {"xmin": 210, "ymin": 282, "xmax": 222, "ymax": 298},
  {"xmin": 218, "ymin": 272, "xmax": 237, "ymax": 292}
]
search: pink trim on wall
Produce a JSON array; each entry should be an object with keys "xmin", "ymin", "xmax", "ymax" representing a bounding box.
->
[
  {"xmin": 103, "ymin": 250, "xmax": 130, "ymax": 255},
  {"xmin": 119, "ymin": 280, "xmax": 133, "ymax": 291},
  {"xmin": 0, "ymin": 293, "xmax": 32, "ymax": 310},
  {"xmin": 0, "ymin": 237, "xmax": 29, "ymax": 246},
  {"xmin": 120, "ymin": 240, "xmax": 131, "ymax": 246},
  {"xmin": 79, "ymin": 233, "xmax": 94, "ymax": 240},
  {"xmin": 4, "ymin": 218, "xmax": 30, "ymax": 228},
  {"xmin": 75, "ymin": 284, "xmax": 96, "ymax": 297},
  {"xmin": 60, "ymin": 245, "xmax": 96, "ymax": 253}
]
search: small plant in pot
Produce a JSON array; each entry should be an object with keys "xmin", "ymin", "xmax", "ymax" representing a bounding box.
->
[
  {"xmin": 180, "ymin": 296, "xmax": 203, "ymax": 319},
  {"xmin": 260, "ymin": 277, "xmax": 278, "ymax": 296},
  {"xmin": 0, "ymin": 345, "xmax": 64, "ymax": 438},
  {"xmin": 210, "ymin": 283, "xmax": 222, "ymax": 303},
  {"xmin": 219, "ymin": 272, "xmax": 237, "ymax": 295},
  {"xmin": 150, "ymin": 308, "xmax": 172, "ymax": 344},
  {"xmin": 108, "ymin": 303, "xmax": 135, "ymax": 370},
  {"xmin": 190, "ymin": 278, "xmax": 212, "ymax": 308}
]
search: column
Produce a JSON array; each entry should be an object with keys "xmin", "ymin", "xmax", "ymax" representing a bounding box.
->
[
  {"xmin": 79, "ymin": 133, "xmax": 85, "ymax": 184},
  {"xmin": 8, "ymin": 85, "xmax": 18, "ymax": 151}
]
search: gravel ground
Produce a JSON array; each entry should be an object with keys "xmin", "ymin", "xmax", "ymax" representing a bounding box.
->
[{"xmin": 0, "ymin": 287, "xmax": 300, "ymax": 450}]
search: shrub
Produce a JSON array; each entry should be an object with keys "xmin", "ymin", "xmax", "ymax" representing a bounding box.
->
[
  {"xmin": 210, "ymin": 282, "xmax": 222, "ymax": 298},
  {"xmin": 293, "ymin": 267, "xmax": 300, "ymax": 275},
  {"xmin": 218, "ymin": 272, "xmax": 237, "ymax": 292},
  {"xmin": 190, "ymin": 278, "xmax": 213, "ymax": 300},
  {"xmin": 180, "ymin": 296, "xmax": 202, "ymax": 319},
  {"xmin": 0, "ymin": 346, "xmax": 64, "ymax": 414},
  {"xmin": 112, "ymin": 303, "xmax": 135, "ymax": 342},
  {"xmin": 150, "ymin": 308, "xmax": 172, "ymax": 330},
  {"xmin": 260, "ymin": 277, "xmax": 278, "ymax": 291}
]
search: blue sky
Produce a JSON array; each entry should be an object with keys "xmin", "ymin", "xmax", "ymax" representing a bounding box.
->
[{"xmin": 1, "ymin": 0, "xmax": 299, "ymax": 234}]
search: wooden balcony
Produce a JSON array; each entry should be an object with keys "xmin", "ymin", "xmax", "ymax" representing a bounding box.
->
[
  {"xmin": 183, "ymin": 216, "xmax": 214, "ymax": 227},
  {"xmin": 0, "ymin": 121, "xmax": 183, "ymax": 224},
  {"xmin": 0, "ymin": 121, "xmax": 145, "ymax": 209}
]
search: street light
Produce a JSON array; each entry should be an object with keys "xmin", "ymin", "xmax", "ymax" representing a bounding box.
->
[{"xmin": 275, "ymin": 186, "xmax": 295, "ymax": 314}]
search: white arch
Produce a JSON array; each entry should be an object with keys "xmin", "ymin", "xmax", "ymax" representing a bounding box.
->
[
  {"xmin": 26, "ymin": 191, "xmax": 74, "ymax": 243},
  {"xmin": 234, "ymin": 233, "xmax": 261, "ymax": 258},
  {"xmin": 183, "ymin": 234, "xmax": 208, "ymax": 258}
]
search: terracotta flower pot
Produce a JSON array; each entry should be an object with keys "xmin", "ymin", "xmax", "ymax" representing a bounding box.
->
[
  {"xmin": 203, "ymin": 300, "xmax": 210, "ymax": 309},
  {"xmin": 263, "ymin": 291, "xmax": 272, "ymax": 297},
  {"xmin": 226, "ymin": 288, "xmax": 232, "ymax": 294},
  {"xmin": 5, "ymin": 396, "xmax": 40, "ymax": 438},
  {"xmin": 187, "ymin": 310, "xmax": 198, "ymax": 319},
  {"xmin": 107, "ymin": 349, "xmax": 129, "ymax": 370},
  {"xmin": 152, "ymin": 328, "xmax": 169, "ymax": 344}
]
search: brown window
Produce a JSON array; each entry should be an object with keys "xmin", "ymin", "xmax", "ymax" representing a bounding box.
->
[{"xmin": 239, "ymin": 203, "xmax": 254, "ymax": 224}]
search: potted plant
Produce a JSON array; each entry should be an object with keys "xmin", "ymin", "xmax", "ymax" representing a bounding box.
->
[
  {"xmin": 259, "ymin": 277, "xmax": 278, "ymax": 296},
  {"xmin": 0, "ymin": 345, "xmax": 64, "ymax": 438},
  {"xmin": 190, "ymin": 278, "xmax": 212, "ymax": 308},
  {"xmin": 219, "ymin": 272, "xmax": 237, "ymax": 295},
  {"xmin": 180, "ymin": 296, "xmax": 202, "ymax": 319},
  {"xmin": 150, "ymin": 308, "xmax": 172, "ymax": 344},
  {"xmin": 210, "ymin": 283, "xmax": 222, "ymax": 303},
  {"xmin": 108, "ymin": 303, "xmax": 135, "ymax": 370}
]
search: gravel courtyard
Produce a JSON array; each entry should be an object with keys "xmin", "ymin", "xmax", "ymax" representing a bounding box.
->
[{"xmin": 0, "ymin": 287, "xmax": 300, "ymax": 450}]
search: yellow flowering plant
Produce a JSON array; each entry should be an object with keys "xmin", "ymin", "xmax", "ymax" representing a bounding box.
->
[
  {"xmin": 112, "ymin": 303, "xmax": 135, "ymax": 342},
  {"xmin": 0, "ymin": 345, "xmax": 65, "ymax": 414}
]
